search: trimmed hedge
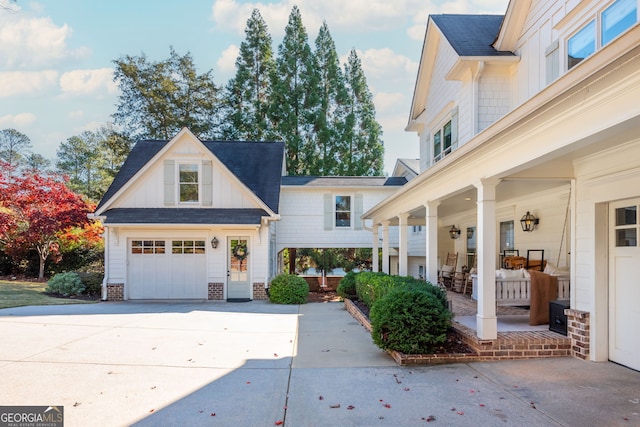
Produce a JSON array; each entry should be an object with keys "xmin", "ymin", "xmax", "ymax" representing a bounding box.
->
[
  {"xmin": 336, "ymin": 271, "xmax": 358, "ymax": 300},
  {"xmin": 269, "ymin": 274, "xmax": 309, "ymax": 304},
  {"xmin": 370, "ymin": 286, "xmax": 452, "ymax": 354},
  {"xmin": 355, "ymin": 272, "xmax": 446, "ymax": 309}
]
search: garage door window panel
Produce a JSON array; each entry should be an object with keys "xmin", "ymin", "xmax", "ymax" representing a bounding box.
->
[
  {"xmin": 172, "ymin": 240, "xmax": 206, "ymax": 254},
  {"xmin": 132, "ymin": 240, "xmax": 165, "ymax": 254}
]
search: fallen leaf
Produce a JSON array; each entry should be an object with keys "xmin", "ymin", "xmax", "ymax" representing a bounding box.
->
[
  {"xmin": 457, "ymin": 411, "xmax": 464, "ymax": 415},
  {"xmin": 274, "ymin": 420, "xmax": 283, "ymax": 425},
  {"xmin": 283, "ymin": 406, "xmax": 287, "ymax": 410},
  {"xmin": 479, "ymin": 403, "xmax": 485, "ymax": 407},
  {"xmin": 347, "ymin": 405, "xmax": 355, "ymax": 410},
  {"xmin": 274, "ymin": 353, "xmax": 278, "ymax": 357},
  {"xmin": 424, "ymin": 415, "xmax": 436, "ymax": 422},
  {"xmin": 151, "ymin": 386, "xmax": 156, "ymax": 390},
  {"xmin": 330, "ymin": 404, "xmax": 341, "ymax": 408},
  {"xmin": 211, "ymin": 413, "xmax": 216, "ymax": 417},
  {"xmin": 246, "ymin": 381, "xmax": 251, "ymax": 384},
  {"xmin": 404, "ymin": 387, "xmax": 410, "ymax": 391},
  {"xmin": 451, "ymin": 407, "xmax": 456, "ymax": 411},
  {"xmin": 73, "ymin": 402, "xmax": 81, "ymax": 407},
  {"xmin": 149, "ymin": 409, "xmax": 154, "ymax": 413},
  {"xmin": 199, "ymin": 410, "xmax": 203, "ymax": 414},
  {"xmin": 383, "ymin": 403, "xmax": 391, "ymax": 408},
  {"xmin": 321, "ymin": 349, "xmax": 330, "ymax": 352},
  {"xmin": 319, "ymin": 396, "xmax": 324, "ymax": 400}
]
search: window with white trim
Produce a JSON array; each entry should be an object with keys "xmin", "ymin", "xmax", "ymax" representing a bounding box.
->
[
  {"xmin": 172, "ymin": 240, "xmax": 206, "ymax": 254},
  {"xmin": 179, "ymin": 163, "xmax": 199, "ymax": 203},
  {"xmin": 567, "ymin": 0, "xmax": 637, "ymax": 70},
  {"xmin": 335, "ymin": 195, "xmax": 351, "ymax": 227},
  {"xmin": 433, "ymin": 120, "xmax": 452, "ymax": 163},
  {"xmin": 131, "ymin": 240, "xmax": 165, "ymax": 254}
]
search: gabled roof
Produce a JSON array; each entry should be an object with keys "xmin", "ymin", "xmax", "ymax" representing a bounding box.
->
[
  {"xmin": 392, "ymin": 158, "xmax": 420, "ymax": 179},
  {"xmin": 281, "ymin": 176, "xmax": 407, "ymax": 187},
  {"xmin": 97, "ymin": 136, "xmax": 284, "ymax": 214},
  {"xmin": 102, "ymin": 208, "xmax": 269, "ymax": 225},
  {"xmin": 431, "ymin": 14, "xmax": 513, "ymax": 57}
]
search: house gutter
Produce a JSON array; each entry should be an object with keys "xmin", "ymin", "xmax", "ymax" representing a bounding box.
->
[{"xmin": 88, "ymin": 213, "xmax": 108, "ymax": 300}]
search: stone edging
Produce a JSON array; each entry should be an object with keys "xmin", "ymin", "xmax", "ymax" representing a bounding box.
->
[{"xmin": 344, "ymin": 298, "xmax": 481, "ymax": 366}]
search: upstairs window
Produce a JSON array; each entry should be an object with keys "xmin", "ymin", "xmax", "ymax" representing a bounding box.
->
[
  {"xmin": 433, "ymin": 120, "xmax": 452, "ymax": 163},
  {"xmin": 568, "ymin": 20, "xmax": 596, "ymax": 69},
  {"xmin": 179, "ymin": 163, "xmax": 199, "ymax": 203},
  {"xmin": 602, "ymin": 0, "xmax": 637, "ymax": 46},
  {"xmin": 567, "ymin": 0, "xmax": 637, "ymax": 71},
  {"xmin": 335, "ymin": 196, "xmax": 351, "ymax": 227}
]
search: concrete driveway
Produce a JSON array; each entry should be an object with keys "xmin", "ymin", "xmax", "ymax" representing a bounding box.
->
[{"xmin": 0, "ymin": 301, "xmax": 639, "ymax": 426}]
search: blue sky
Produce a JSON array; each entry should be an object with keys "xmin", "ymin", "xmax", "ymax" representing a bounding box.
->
[{"xmin": 0, "ymin": 0, "xmax": 508, "ymax": 174}]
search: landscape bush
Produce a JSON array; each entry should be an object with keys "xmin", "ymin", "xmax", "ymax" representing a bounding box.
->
[
  {"xmin": 268, "ymin": 274, "xmax": 309, "ymax": 304},
  {"xmin": 336, "ymin": 271, "xmax": 358, "ymax": 300},
  {"xmin": 46, "ymin": 272, "xmax": 85, "ymax": 297},
  {"xmin": 76, "ymin": 272, "xmax": 103, "ymax": 296},
  {"xmin": 355, "ymin": 272, "xmax": 446, "ymax": 309},
  {"xmin": 370, "ymin": 286, "xmax": 452, "ymax": 354}
]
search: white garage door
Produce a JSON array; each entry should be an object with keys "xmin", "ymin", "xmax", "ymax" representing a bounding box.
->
[
  {"xmin": 609, "ymin": 200, "xmax": 640, "ymax": 371},
  {"xmin": 128, "ymin": 239, "xmax": 207, "ymax": 299}
]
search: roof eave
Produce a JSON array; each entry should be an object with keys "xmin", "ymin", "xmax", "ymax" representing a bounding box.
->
[{"xmin": 445, "ymin": 55, "xmax": 520, "ymax": 81}]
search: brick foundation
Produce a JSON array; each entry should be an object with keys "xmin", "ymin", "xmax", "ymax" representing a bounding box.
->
[
  {"xmin": 208, "ymin": 283, "xmax": 224, "ymax": 300},
  {"xmin": 253, "ymin": 282, "xmax": 267, "ymax": 300},
  {"xmin": 106, "ymin": 283, "xmax": 124, "ymax": 301},
  {"xmin": 565, "ymin": 309, "xmax": 590, "ymax": 360}
]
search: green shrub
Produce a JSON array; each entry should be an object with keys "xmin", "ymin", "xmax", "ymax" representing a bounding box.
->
[
  {"xmin": 76, "ymin": 272, "xmax": 103, "ymax": 296},
  {"xmin": 370, "ymin": 286, "xmax": 452, "ymax": 354},
  {"xmin": 46, "ymin": 272, "xmax": 85, "ymax": 297},
  {"xmin": 355, "ymin": 272, "xmax": 395, "ymax": 308},
  {"xmin": 269, "ymin": 274, "xmax": 309, "ymax": 304},
  {"xmin": 336, "ymin": 271, "xmax": 358, "ymax": 300}
]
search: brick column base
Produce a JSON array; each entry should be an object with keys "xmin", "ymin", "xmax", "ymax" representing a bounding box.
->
[
  {"xmin": 106, "ymin": 283, "xmax": 124, "ymax": 301},
  {"xmin": 208, "ymin": 283, "xmax": 224, "ymax": 300},
  {"xmin": 565, "ymin": 309, "xmax": 590, "ymax": 360},
  {"xmin": 253, "ymin": 282, "xmax": 267, "ymax": 300}
]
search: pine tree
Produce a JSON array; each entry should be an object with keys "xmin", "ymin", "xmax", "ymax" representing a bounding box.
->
[
  {"xmin": 312, "ymin": 22, "xmax": 348, "ymax": 175},
  {"xmin": 340, "ymin": 49, "xmax": 384, "ymax": 176},
  {"xmin": 268, "ymin": 6, "xmax": 320, "ymax": 175},
  {"xmin": 222, "ymin": 9, "xmax": 275, "ymax": 141}
]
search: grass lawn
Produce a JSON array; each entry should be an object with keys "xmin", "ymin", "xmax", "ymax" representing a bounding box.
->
[{"xmin": 0, "ymin": 280, "xmax": 98, "ymax": 309}]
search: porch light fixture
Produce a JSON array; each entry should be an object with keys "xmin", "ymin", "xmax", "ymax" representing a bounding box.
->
[
  {"xmin": 466, "ymin": 227, "xmax": 474, "ymax": 239},
  {"xmin": 520, "ymin": 211, "xmax": 539, "ymax": 232},
  {"xmin": 449, "ymin": 225, "xmax": 461, "ymax": 239},
  {"xmin": 211, "ymin": 237, "xmax": 219, "ymax": 249}
]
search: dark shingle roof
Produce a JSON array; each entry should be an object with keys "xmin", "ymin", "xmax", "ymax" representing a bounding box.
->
[
  {"xmin": 102, "ymin": 208, "xmax": 269, "ymax": 225},
  {"xmin": 431, "ymin": 14, "xmax": 513, "ymax": 57},
  {"xmin": 97, "ymin": 139, "xmax": 284, "ymax": 213},
  {"xmin": 281, "ymin": 176, "xmax": 407, "ymax": 187}
]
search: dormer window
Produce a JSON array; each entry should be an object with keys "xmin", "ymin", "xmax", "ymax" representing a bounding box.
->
[{"xmin": 179, "ymin": 163, "xmax": 199, "ymax": 203}]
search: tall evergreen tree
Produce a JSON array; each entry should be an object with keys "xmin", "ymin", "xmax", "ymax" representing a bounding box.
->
[
  {"xmin": 340, "ymin": 49, "xmax": 384, "ymax": 176},
  {"xmin": 268, "ymin": 6, "xmax": 320, "ymax": 175},
  {"xmin": 312, "ymin": 22, "xmax": 348, "ymax": 175},
  {"xmin": 0, "ymin": 128, "xmax": 32, "ymax": 170},
  {"xmin": 222, "ymin": 9, "xmax": 275, "ymax": 141}
]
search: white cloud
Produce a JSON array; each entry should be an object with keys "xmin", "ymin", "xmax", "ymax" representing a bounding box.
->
[
  {"xmin": 349, "ymin": 48, "xmax": 418, "ymax": 83},
  {"xmin": 68, "ymin": 110, "xmax": 84, "ymax": 119},
  {"xmin": 374, "ymin": 92, "xmax": 405, "ymax": 113},
  {"xmin": 0, "ymin": 15, "xmax": 90, "ymax": 69},
  {"xmin": 216, "ymin": 44, "xmax": 240, "ymax": 77},
  {"xmin": 0, "ymin": 70, "xmax": 58, "ymax": 97},
  {"xmin": 0, "ymin": 113, "xmax": 37, "ymax": 127},
  {"xmin": 59, "ymin": 68, "xmax": 117, "ymax": 98}
]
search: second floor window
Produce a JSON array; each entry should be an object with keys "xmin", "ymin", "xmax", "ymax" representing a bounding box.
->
[
  {"xmin": 179, "ymin": 163, "xmax": 199, "ymax": 203},
  {"xmin": 433, "ymin": 120, "xmax": 452, "ymax": 162},
  {"xmin": 335, "ymin": 195, "xmax": 351, "ymax": 227}
]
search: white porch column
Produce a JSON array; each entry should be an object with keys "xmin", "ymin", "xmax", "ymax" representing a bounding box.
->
[
  {"xmin": 425, "ymin": 201, "xmax": 440, "ymax": 284},
  {"xmin": 372, "ymin": 224, "xmax": 380, "ymax": 272},
  {"xmin": 475, "ymin": 178, "xmax": 499, "ymax": 340},
  {"xmin": 398, "ymin": 213, "xmax": 409, "ymax": 276},
  {"xmin": 381, "ymin": 220, "xmax": 390, "ymax": 274}
]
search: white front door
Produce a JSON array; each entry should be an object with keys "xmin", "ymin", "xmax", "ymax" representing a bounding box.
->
[
  {"xmin": 227, "ymin": 237, "xmax": 251, "ymax": 301},
  {"xmin": 609, "ymin": 199, "xmax": 640, "ymax": 371}
]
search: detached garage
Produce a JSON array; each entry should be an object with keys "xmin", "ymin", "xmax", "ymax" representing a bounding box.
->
[{"xmin": 128, "ymin": 239, "xmax": 207, "ymax": 299}]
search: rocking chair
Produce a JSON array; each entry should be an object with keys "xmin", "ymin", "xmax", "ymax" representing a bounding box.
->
[{"xmin": 438, "ymin": 252, "xmax": 458, "ymax": 289}]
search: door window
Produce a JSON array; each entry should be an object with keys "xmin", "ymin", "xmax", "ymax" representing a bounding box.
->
[{"xmin": 614, "ymin": 205, "xmax": 637, "ymax": 247}]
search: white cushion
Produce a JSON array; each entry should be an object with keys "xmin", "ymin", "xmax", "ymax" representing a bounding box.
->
[
  {"xmin": 498, "ymin": 268, "xmax": 525, "ymax": 279},
  {"xmin": 544, "ymin": 261, "xmax": 570, "ymax": 277}
]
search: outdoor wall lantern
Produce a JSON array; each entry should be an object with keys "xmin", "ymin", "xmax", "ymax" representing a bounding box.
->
[
  {"xmin": 520, "ymin": 211, "xmax": 539, "ymax": 232},
  {"xmin": 449, "ymin": 225, "xmax": 461, "ymax": 239},
  {"xmin": 211, "ymin": 237, "xmax": 219, "ymax": 249}
]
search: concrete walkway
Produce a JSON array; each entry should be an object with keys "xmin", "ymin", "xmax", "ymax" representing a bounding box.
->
[{"xmin": 0, "ymin": 301, "xmax": 638, "ymax": 426}]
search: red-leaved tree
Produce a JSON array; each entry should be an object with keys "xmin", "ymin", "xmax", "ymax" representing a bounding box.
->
[{"xmin": 0, "ymin": 164, "xmax": 92, "ymax": 279}]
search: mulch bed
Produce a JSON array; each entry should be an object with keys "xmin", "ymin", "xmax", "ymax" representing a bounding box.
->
[{"xmin": 306, "ymin": 291, "xmax": 342, "ymax": 303}]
